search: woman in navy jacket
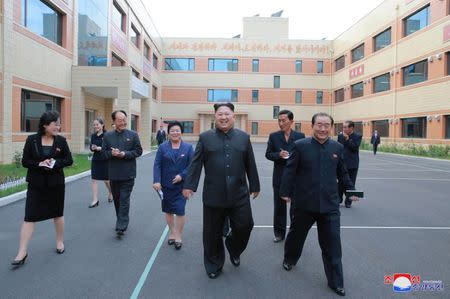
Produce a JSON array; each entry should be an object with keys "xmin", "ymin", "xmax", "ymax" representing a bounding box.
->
[{"xmin": 153, "ymin": 121, "xmax": 194, "ymax": 250}]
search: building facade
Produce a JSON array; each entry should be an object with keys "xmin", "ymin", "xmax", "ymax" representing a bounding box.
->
[{"xmin": 0, "ymin": 0, "xmax": 449, "ymax": 163}]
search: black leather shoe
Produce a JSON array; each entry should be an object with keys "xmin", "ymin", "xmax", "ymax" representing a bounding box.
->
[
  {"xmin": 225, "ymin": 239, "xmax": 240, "ymax": 267},
  {"xmin": 11, "ymin": 254, "xmax": 28, "ymax": 266},
  {"xmin": 207, "ymin": 269, "xmax": 222, "ymax": 279},
  {"xmin": 282, "ymin": 261, "xmax": 293, "ymax": 271},
  {"xmin": 345, "ymin": 204, "xmax": 351, "ymax": 208},
  {"xmin": 273, "ymin": 236, "xmax": 284, "ymax": 243},
  {"xmin": 116, "ymin": 229, "xmax": 124, "ymax": 236},
  {"xmin": 56, "ymin": 248, "xmax": 65, "ymax": 254},
  {"xmin": 174, "ymin": 241, "xmax": 182, "ymax": 250},
  {"xmin": 88, "ymin": 201, "xmax": 99, "ymax": 208},
  {"xmin": 329, "ymin": 286, "xmax": 346, "ymax": 296},
  {"xmin": 167, "ymin": 239, "xmax": 175, "ymax": 245}
]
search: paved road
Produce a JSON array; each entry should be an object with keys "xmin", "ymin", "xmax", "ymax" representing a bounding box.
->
[{"xmin": 1, "ymin": 144, "xmax": 449, "ymax": 298}]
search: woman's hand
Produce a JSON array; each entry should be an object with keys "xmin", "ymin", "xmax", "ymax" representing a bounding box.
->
[
  {"xmin": 172, "ymin": 175, "xmax": 182, "ymax": 184},
  {"xmin": 39, "ymin": 159, "xmax": 52, "ymax": 167},
  {"xmin": 153, "ymin": 183, "xmax": 162, "ymax": 191},
  {"xmin": 91, "ymin": 144, "xmax": 98, "ymax": 151}
]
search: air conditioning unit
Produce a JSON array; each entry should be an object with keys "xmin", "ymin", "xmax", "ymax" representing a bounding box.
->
[
  {"xmin": 435, "ymin": 53, "xmax": 442, "ymax": 60},
  {"xmin": 427, "ymin": 56, "xmax": 433, "ymax": 62},
  {"xmin": 426, "ymin": 115, "xmax": 433, "ymax": 121},
  {"xmin": 434, "ymin": 115, "xmax": 441, "ymax": 121}
]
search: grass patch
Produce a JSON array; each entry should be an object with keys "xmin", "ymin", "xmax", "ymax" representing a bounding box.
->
[
  {"xmin": 0, "ymin": 154, "xmax": 91, "ymax": 198},
  {"xmin": 361, "ymin": 140, "xmax": 450, "ymax": 160}
]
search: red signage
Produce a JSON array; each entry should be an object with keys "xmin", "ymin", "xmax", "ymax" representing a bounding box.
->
[
  {"xmin": 349, "ymin": 65, "xmax": 364, "ymax": 79},
  {"xmin": 444, "ymin": 25, "xmax": 450, "ymax": 43}
]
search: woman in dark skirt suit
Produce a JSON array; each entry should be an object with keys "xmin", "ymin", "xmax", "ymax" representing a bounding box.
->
[
  {"xmin": 11, "ymin": 111, "xmax": 73, "ymax": 267},
  {"xmin": 153, "ymin": 121, "xmax": 194, "ymax": 250},
  {"xmin": 89, "ymin": 118, "xmax": 112, "ymax": 208}
]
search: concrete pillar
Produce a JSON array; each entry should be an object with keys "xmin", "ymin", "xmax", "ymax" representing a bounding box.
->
[
  {"xmin": 115, "ymin": 86, "xmax": 132, "ymax": 122},
  {"xmin": 199, "ymin": 114, "xmax": 205, "ymax": 133},
  {"xmin": 71, "ymin": 87, "xmax": 86, "ymax": 153},
  {"xmin": 140, "ymin": 99, "xmax": 151, "ymax": 151}
]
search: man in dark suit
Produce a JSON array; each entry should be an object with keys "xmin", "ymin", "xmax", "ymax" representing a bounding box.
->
[
  {"xmin": 265, "ymin": 110, "xmax": 305, "ymax": 243},
  {"xmin": 156, "ymin": 125, "xmax": 166, "ymax": 146},
  {"xmin": 183, "ymin": 103, "xmax": 260, "ymax": 279},
  {"xmin": 280, "ymin": 112, "xmax": 359, "ymax": 297},
  {"xmin": 102, "ymin": 110, "xmax": 143, "ymax": 237},
  {"xmin": 370, "ymin": 130, "xmax": 381, "ymax": 155},
  {"xmin": 337, "ymin": 120, "xmax": 362, "ymax": 208}
]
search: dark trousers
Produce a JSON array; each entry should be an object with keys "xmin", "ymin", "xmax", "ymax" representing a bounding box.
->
[
  {"xmin": 373, "ymin": 144, "xmax": 378, "ymax": 155},
  {"xmin": 203, "ymin": 201, "xmax": 254, "ymax": 274},
  {"xmin": 110, "ymin": 179, "xmax": 135, "ymax": 231},
  {"xmin": 339, "ymin": 168, "xmax": 358, "ymax": 206},
  {"xmin": 284, "ymin": 209, "xmax": 343, "ymax": 289},
  {"xmin": 273, "ymin": 187, "xmax": 294, "ymax": 239}
]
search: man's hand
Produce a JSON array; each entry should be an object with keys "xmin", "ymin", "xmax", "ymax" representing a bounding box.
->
[
  {"xmin": 251, "ymin": 192, "xmax": 259, "ymax": 199},
  {"xmin": 153, "ymin": 183, "xmax": 162, "ymax": 191},
  {"xmin": 182, "ymin": 189, "xmax": 194, "ymax": 199},
  {"xmin": 281, "ymin": 196, "xmax": 291, "ymax": 202},
  {"xmin": 343, "ymin": 132, "xmax": 349, "ymax": 140},
  {"xmin": 279, "ymin": 150, "xmax": 289, "ymax": 159},
  {"xmin": 350, "ymin": 195, "xmax": 359, "ymax": 202},
  {"xmin": 172, "ymin": 175, "xmax": 182, "ymax": 184}
]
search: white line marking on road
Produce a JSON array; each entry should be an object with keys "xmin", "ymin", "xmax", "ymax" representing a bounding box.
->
[
  {"xmin": 130, "ymin": 225, "xmax": 169, "ymax": 299},
  {"xmin": 254, "ymin": 225, "xmax": 450, "ymax": 230}
]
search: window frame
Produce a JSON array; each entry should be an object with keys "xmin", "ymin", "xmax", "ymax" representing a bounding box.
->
[
  {"xmin": 144, "ymin": 42, "xmax": 150, "ymax": 60},
  {"xmin": 335, "ymin": 56, "xmax": 345, "ymax": 72},
  {"xmin": 295, "ymin": 90, "xmax": 302, "ymax": 104},
  {"xmin": 351, "ymin": 44, "xmax": 364, "ymax": 63},
  {"xmin": 207, "ymin": 89, "xmax": 238, "ymax": 102},
  {"xmin": 317, "ymin": 61, "xmax": 324, "ymax": 73},
  {"xmin": 112, "ymin": 1, "xmax": 126, "ymax": 33},
  {"xmin": 21, "ymin": 89, "xmax": 61, "ymax": 132},
  {"xmin": 401, "ymin": 117, "xmax": 427, "ymax": 138},
  {"xmin": 273, "ymin": 76, "xmax": 280, "ymax": 88},
  {"xmin": 252, "ymin": 59, "xmax": 259, "ymax": 72},
  {"xmin": 373, "ymin": 73, "xmax": 390, "ymax": 93},
  {"xmin": 130, "ymin": 23, "xmax": 140, "ymax": 48},
  {"xmin": 316, "ymin": 91, "xmax": 323, "ymax": 104},
  {"xmin": 351, "ymin": 82, "xmax": 364, "ymax": 98},
  {"xmin": 273, "ymin": 106, "xmax": 280, "ymax": 119},
  {"xmin": 208, "ymin": 58, "xmax": 239, "ymax": 72},
  {"xmin": 373, "ymin": 27, "xmax": 391, "ymax": 52},
  {"xmin": 251, "ymin": 122, "xmax": 258, "ymax": 135},
  {"xmin": 295, "ymin": 60, "xmax": 302, "ymax": 73},
  {"xmin": 402, "ymin": 59, "xmax": 428, "ymax": 86},
  {"xmin": 403, "ymin": 5, "xmax": 430, "ymax": 37},
  {"xmin": 164, "ymin": 58, "xmax": 195, "ymax": 71},
  {"xmin": 334, "ymin": 88, "xmax": 344, "ymax": 103},
  {"xmin": 252, "ymin": 90, "xmax": 259, "ymax": 103}
]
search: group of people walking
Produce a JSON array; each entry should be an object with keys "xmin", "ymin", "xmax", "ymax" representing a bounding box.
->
[{"xmin": 11, "ymin": 103, "xmax": 369, "ymax": 296}]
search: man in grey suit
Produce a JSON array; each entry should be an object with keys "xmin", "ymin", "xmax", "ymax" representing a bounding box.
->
[
  {"xmin": 183, "ymin": 103, "xmax": 260, "ymax": 279},
  {"xmin": 102, "ymin": 110, "xmax": 142, "ymax": 237}
]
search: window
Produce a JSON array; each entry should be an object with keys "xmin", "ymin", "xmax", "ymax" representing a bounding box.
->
[
  {"xmin": 252, "ymin": 59, "xmax": 259, "ymax": 72},
  {"xmin": 316, "ymin": 91, "xmax": 323, "ymax": 104},
  {"xmin": 372, "ymin": 120, "xmax": 389, "ymax": 137},
  {"xmin": 373, "ymin": 73, "xmax": 390, "ymax": 93},
  {"xmin": 295, "ymin": 123, "xmax": 301, "ymax": 132},
  {"xmin": 404, "ymin": 5, "xmax": 429, "ymax": 37},
  {"xmin": 180, "ymin": 121, "xmax": 194, "ymax": 134},
  {"xmin": 351, "ymin": 82, "xmax": 364, "ymax": 98},
  {"xmin": 21, "ymin": 0, "xmax": 62, "ymax": 45},
  {"xmin": 152, "ymin": 53, "xmax": 159, "ymax": 69},
  {"xmin": 131, "ymin": 68, "xmax": 139, "ymax": 78},
  {"xmin": 446, "ymin": 115, "xmax": 450, "ymax": 139},
  {"xmin": 152, "ymin": 85, "xmax": 158, "ymax": 100},
  {"xmin": 251, "ymin": 122, "xmax": 258, "ymax": 135},
  {"xmin": 274, "ymin": 76, "xmax": 280, "ymax": 88},
  {"xmin": 317, "ymin": 61, "xmax": 324, "ymax": 73},
  {"xmin": 295, "ymin": 60, "xmax": 302, "ymax": 73},
  {"xmin": 78, "ymin": 0, "xmax": 108, "ymax": 66},
  {"xmin": 208, "ymin": 59, "xmax": 238, "ymax": 71},
  {"xmin": 295, "ymin": 91, "xmax": 302, "ymax": 104},
  {"xmin": 335, "ymin": 123, "xmax": 343, "ymax": 135},
  {"xmin": 112, "ymin": 1, "xmax": 126, "ymax": 32},
  {"xmin": 373, "ymin": 28, "xmax": 391, "ymax": 52},
  {"xmin": 207, "ymin": 89, "xmax": 238, "ymax": 102},
  {"xmin": 353, "ymin": 122, "xmax": 363, "ymax": 135},
  {"xmin": 143, "ymin": 77, "xmax": 149, "ymax": 83},
  {"xmin": 144, "ymin": 42, "xmax": 150, "ymax": 60},
  {"xmin": 446, "ymin": 52, "xmax": 450, "ymax": 76},
  {"xmin": 131, "ymin": 114, "xmax": 138, "ymax": 131},
  {"xmin": 111, "ymin": 52, "xmax": 124, "ymax": 66},
  {"xmin": 21, "ymin": 89, "xmax": 61, "ymax": 132},
  {"xmin": 152, "ymin": 119, "xmax": 157, "ymax": 133},
  {"xmin": 351, "ymin": 44, "xmax": 364, "ymax": 63},
  {"xmin": 403, "ymin": 60, "xmax": 428, "ymax": 86},
  {"xmin": 273, "ymin": 106, "xmax": 280, "ymax": 119},
  {"xmin": 335, "ymin": 56, "xmax": 345, "ymax": 72},
  {"xmin": 402, "ymin": 117, "xmax": 426, "ymax": 138},
  {"xmin": 334, "ymin": 88, "xmax": 344, "ymax": 103},
  {"xmin": 165, "ymin": 58, "xmax": 195, "ymax": 71},
  {"xmin": 130, "ymin": 24, "xmax": 140, "ymax": 48},
  {"xmin": 252, "ymin": 90, "xmax": 259, "ymax": 103}
]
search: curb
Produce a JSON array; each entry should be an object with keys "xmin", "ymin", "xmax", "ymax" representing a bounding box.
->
[
  {"xmin": 0, "ymin": 151, "xmax": 154, "ymax": 208},
  {"xmin": 360, "ymin": 149, "xmax": 450, "ymax": 163}
]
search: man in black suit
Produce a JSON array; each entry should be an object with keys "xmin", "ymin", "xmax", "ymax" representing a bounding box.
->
[
  {"xmin": 183, "ymin": 103, "xmax": 260, "ymax": 279},
  {"xmin": 156, "ymin": 125, "xmax": 166, "ymax": 146},
  {"xmin": 265, "ymin": 110, "xmax": 305, "ymax": 243},
  {"xmin": 280, "ymin": 112, "xmax": 359, "ymax": 297},
  {"xmin": 337, "ymin": 120, "xmax": 362, "ymax": 208},
  {"xmin": 102, "ymin": 110, "xmax": 143, "ymax": 237},
  {"xmin": 370, "ymin": 130, "xmax": 381, "ymax": 155}
]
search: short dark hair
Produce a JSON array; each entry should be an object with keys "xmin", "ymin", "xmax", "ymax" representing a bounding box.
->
[
  {"xmin": 38, "ymin": 111, "xmax": 60, "ymax": 135},
  {"xmin": 167, "ymin": 121, "xmax": 184, "ymax": 134},
  {"xmin": 344, "ymin": 120, "xmax": 354, "ymax": 128},
  {"xmin": 312, "ymin": 112, "xmax": 334, "ymax": 126},
  {"xmin": 278, "ymin": 110, "xmax": 293, "ymax": 120},
  {"xmin": 213, "ymin": 103, "xmax": 234, "ymax": 112},
  {"xmin": 111, "ymin": 110, "xmax": 127, "ymax": 120}
]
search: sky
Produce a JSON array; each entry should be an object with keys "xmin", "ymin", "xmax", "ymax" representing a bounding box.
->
[{"xmin": 144, "ymin": 0, "xmax": 385, "ymax": 40}]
